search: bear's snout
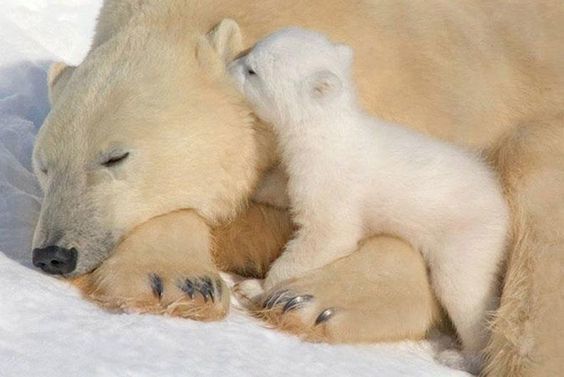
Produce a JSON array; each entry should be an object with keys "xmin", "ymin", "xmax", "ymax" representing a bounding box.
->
[{"xmin": 32, "ymin": 246, "xmax": 78, "ymax": 275}]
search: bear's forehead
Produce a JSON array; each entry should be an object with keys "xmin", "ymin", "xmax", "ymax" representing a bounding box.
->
[
  {"xmin": 251, "ymin": 45, "xmax": 338, "ymax": 75},
  {"xmin": 261, "ymin": 28, "xmax": 332, "ymax": 47},
  {"xmin": 251, "ymin": 32, "xmax": 340, "ymax": 74},
  {"xmin": 256, "ymin": 36, "xmax": 335, "ymax": 58}
]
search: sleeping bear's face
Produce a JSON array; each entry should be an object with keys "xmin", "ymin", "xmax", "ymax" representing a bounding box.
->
[
  {"xmin": 31, "ymin": 21, "xmax": 258, "ymax": 277},
  {"xmin": 229, "ymin": 28, "xmax": 354, "ymax": 127}
]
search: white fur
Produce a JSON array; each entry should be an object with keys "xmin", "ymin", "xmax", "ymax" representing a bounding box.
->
[{"xmin": 229, "ymin": 28, "xmax": 509, "ymax": 366}]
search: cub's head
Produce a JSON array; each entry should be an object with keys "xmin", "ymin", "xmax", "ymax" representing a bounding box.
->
[
  {"xmin": 229, "ymin": 28, "xmax": 354, "ymax": 126},
  {"xmin": 31, "ymin": 18, "xmax": 258, "ymax": 276}
]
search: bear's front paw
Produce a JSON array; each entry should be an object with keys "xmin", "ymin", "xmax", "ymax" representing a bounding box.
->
[
  {"xmin": 245, "ymin": 283, "xmax": 338, "ymax": 342},
  {"xmin": 75, "ymin": 264, "xmax": 230, "ymax": 322},
  {"xmin": 232, "ymin": 278, "xmax": 336, "ymax": 335}
]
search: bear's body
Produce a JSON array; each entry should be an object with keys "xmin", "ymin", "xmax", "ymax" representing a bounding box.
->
[
  {"xmin": 230, "ymin": 29, "xmax": 508, "ymax": 366},
  {"xmin": 34, "ymin": 1, "xmax": 564, "ymax": 375}
]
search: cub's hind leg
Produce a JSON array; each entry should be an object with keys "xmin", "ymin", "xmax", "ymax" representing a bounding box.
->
[{"xmin": 430, "ymin": 227, "xmax": 507, "ymax": 372}]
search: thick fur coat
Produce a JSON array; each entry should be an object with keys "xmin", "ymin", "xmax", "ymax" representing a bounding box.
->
[{"xmin": 34, "ymin": 1, "xmax": 564, "ymax": 375}]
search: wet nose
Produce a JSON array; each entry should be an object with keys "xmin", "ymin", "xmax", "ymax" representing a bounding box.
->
[{"xmin": 32, "ymin": 246, "xmax": 78, "ymax": 274}]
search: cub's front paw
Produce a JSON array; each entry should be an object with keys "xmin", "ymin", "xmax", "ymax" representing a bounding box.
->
[
  {"xmin": 75, "ymin": 263, "xmax": 229, "ymax": 322},
  {"xmin": 232, "ymin": 278, "xmax": 265, "ymax": 309},
  {"xmin": 263, "ymin": 257, "xmax": 307, "ymax": 291}
]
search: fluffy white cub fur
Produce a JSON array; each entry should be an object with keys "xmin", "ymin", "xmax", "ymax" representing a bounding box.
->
[{"xmin": 229, "ymin": 28, "xmax": 509, "ymax": 365}]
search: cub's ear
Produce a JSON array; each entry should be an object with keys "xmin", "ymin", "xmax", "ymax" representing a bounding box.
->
[
  {"xmin": 335, "ymin": 44, "xmax": 354, "ymax": 68},
  {"xmin": 305, "ymin": 70, "xmax": 343, "ymax": 101},
  {"xmin": 47, "ymin": 62, "xmax": 75, "ymax": 105},
  {"xmin": 196, "ymin": 19, "xmax": 243, "ymax": 76}
]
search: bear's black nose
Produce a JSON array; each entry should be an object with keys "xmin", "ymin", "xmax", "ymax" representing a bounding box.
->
[{"xmin": 32, "ymin": 246, "xmax": 77, "ymax": 274}]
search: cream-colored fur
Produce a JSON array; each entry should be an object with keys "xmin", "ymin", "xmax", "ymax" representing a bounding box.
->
[
  {"xmin": 230, "ymin": 28, "xmax": 509, "ymax": 369},
  {"xmin": 33, "ymin": 16, "xmax": 258, "ymax": 275},
  {"xmin": 35, "ymin": 1, "xmax": 563, "ymax": 375}
]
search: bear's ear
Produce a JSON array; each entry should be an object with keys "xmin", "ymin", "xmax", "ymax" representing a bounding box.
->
[
  {"xmin": 305, "ymin": 70, "xmax": 343, "ymax": 101},
  {"xmin": 208, "ymin": 19, "xmax": 243, "ymax": 63},
  {"xmin": 335, "ymin": 44, "xmax": 354, "ymax": 69},
  {"xmin": 47, "ymin": 62, "xmax": 76, "ymax": 105},
  {"xmin": 196, "ymin": 19, "xmax": 243, "ymax": 75}
]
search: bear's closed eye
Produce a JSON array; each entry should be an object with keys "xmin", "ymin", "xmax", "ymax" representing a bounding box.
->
[{"xmin": 102, "ymin": 152, "xmax": 130, "ymax": 167}]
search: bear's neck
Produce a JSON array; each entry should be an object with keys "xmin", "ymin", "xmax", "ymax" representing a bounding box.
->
[{"xmin": 274, "ymin": 101, "xmax": 366, "ymax": 167}]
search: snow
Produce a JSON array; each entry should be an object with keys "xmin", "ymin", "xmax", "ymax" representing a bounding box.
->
[{"xmin": 0, "ymin": 1, "xmax": 469, "ymax": 376}]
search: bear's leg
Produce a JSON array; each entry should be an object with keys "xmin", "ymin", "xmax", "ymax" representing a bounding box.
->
[
  {"xmin": 485, "ymin": 115, "xmax": 564, "ymax": 376},
  {"xmin": 211, "ymin": 203, "xmax": 293, "ymax": 279},
  {"xmin": 72, "ymin": 210, "xmax": 229, "ymax": 321},
  {"xmin": 236, "ymin": 236, "xmax": 440, "ymax": 343}
]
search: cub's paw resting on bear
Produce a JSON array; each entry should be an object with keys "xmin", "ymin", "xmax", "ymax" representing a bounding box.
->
[
  {"xmin": 235, "ymin": 236, "xmax": 441, "ymax": 343},
  {"xmin": 72, "ymin": 211, "xmax": 229, "ymax": 321}
]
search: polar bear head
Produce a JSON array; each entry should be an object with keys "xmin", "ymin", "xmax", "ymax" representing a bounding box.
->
[
  {"xmin": 31, "ymin": 19, "xmax": 261, "ymax": 276},
  {"xmin": 229, "ymin": 28, "xmax": 354, "ymax": 127}
]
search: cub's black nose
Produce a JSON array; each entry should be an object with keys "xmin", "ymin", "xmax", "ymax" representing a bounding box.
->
[{"xmin": 32, "ymin": 246, "xmax": 78, "ymax": 274}]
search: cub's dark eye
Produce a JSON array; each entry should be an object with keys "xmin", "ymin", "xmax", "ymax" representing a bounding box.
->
[
  {"xmin": 102, "ymin": 152, "xmax": 129, "ymax": 168},
  {"xmin": 247, "ymin": 68, "xmax": 256, "ymax": 75}
]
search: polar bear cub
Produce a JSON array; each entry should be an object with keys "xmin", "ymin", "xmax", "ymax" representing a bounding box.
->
[{"xmin": 229, "ymin": 28, "xmax": 508, "ymax": 363}]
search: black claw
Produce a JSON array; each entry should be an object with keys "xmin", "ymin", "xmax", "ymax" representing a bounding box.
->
[
  {"xmin": 149, "ymin": 273, "xmax": 163, "ymax": 299},
  {"xmin": 263, "ymin": 290, "xmax": 290, "ymax": 309},
  {"xmin": 315, "ymin": 308, "xmax": 336, "ymax": 326},
  {"xmin": 282, "ymin": 295, "xmax": 314, "ymax": 313},
  {"xmin": 178, "ymin": 277, "xmax": 217, "ymax": 303},
  {"xmin": 179, "ymin": 279, "xmax": 195, "ymax": 299},
  {"xmin": 199, "ymin": 277, "xmax": 215, "ymax": 303}
]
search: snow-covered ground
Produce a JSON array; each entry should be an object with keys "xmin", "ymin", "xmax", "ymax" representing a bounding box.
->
[{"xmin": 0, "ymin": 2, "xmax": 469, "ymax": 376}]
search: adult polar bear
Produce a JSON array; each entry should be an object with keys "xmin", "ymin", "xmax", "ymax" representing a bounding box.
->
[{"xmin": 32, "ymin": 0, "xmax": 562, "ymax": 375}]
